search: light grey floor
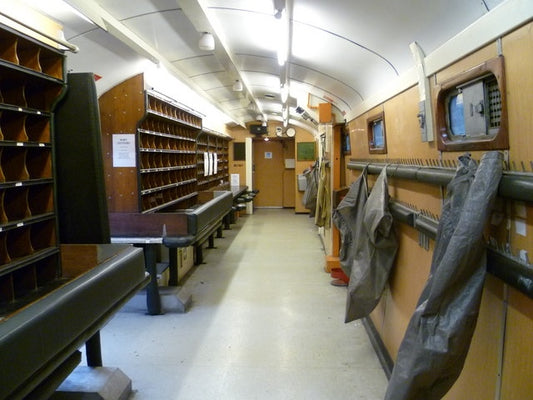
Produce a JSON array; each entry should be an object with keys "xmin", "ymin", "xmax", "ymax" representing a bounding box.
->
[{"xmin": 91, "ymin": 209, "xmax": 388, "ymax": 399}]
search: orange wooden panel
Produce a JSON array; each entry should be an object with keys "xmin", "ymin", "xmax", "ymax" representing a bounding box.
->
[
  {"xmin": 381, "ymin": 224, "xmax": 432, "ymax": 360},
  {"xmin": 344, "ymin": 23, "xmax": 533, "ymax": 400},
  {"xmin": 318, "ymin": 102, "xmax": 332, "ymax": 123},
  {"xmin": 283, "ymin": 169, "xmax": 295, "ymax": 207},
  {"xmin": 504, "ymin": 22, "xmax": 533, "ymax": 166},
  {"xmin": 253, "ymin": 140, "xmax": 284, "ymax": 207},
  {"xmin": 500, "ymin": 287, "xmax": 533, "ymax": 399},
  {"xmin": 443, "ymin": 275, "xmax": 504, "ymax": 400},
  {"xmin": 384, "ymin": 86, "xmax": 438, "ymax": 160},
  {"xmin": 98, "ymin": 74, "xmax": 145, "ymax": 213},
  {"xmin": 388, "ymin": 178, "xmax": 443, "ymax": 218}
]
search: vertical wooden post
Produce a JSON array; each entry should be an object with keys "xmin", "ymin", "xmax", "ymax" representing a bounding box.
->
[{"xmin": 325, "ymin": 123, "xmax": 343, "ymax": 272}]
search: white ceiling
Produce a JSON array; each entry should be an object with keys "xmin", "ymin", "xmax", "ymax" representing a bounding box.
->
[{"xmin": 22, "ymin": 0, "xmax": 510, "ymax": 131}]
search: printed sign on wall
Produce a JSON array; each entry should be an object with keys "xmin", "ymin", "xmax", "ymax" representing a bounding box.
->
[{"xmin": 112, "ymin": 134, "xmax": 136, "ymax": 167}]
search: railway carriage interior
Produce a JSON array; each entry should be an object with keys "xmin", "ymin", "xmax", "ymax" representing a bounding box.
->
[{"xmin": 0, "ymin": 0, "xmax": 532, "ymax": 399}]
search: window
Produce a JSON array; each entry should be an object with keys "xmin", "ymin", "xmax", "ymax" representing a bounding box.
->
[
  {"xmin": 342, "ymin": 131, "xmax": 351, "ymax": 155},
  {"xmin": 233, "ymin": 142, "xmax": 245, "ymax": 161},
  {"xmin": 367, "ymin": 112, "xmax": 387, "ymax": 154},
  {"xmin": 436, "ymin": 56, "xmax": 508, "ymax": 151},
  {"xmin": 448, "ymin": 92, "xmax": 466, "ymax": 136}
]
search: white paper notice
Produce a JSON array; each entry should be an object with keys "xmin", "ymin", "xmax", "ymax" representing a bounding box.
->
[
  {"xmin": 204, "ymin": 152, "xmax": 209, "ymax": 176},
  {"xmin": 515, "ymin": 219, "xmax": 527, "ymax": 237},
  {"xmin": 285, "ymin": 158, "xmax": 295, "ymax": 169},
  {"xmin": 112, "ymin": 134, "xmax": 136, "ymax": 167},
  {"xmin": 214, "ymin": 153, "xmax": 218, "ymax": 174},
  {"xmin": 208, "ymin": 152, "xmax": 213, "ymax": 176},
  {"xmin": 231, "ymin": 173, "xmax": 240, "ymax": 187}
]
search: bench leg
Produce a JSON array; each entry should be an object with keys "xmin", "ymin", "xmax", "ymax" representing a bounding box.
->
[
  {"xmin": 168, "ymin": 248, "xmax": 178, "ymax": 286},
  {"xmin": 195, "ymin": 243, "xmax": 204, "ymax": 265},
  {"xmin": 85, "ymin": 331, "xmax": 103, "ymax": 367},
  {"xmin": 208, "ymin": 234, "xmax": 215, "ymax": 249},
  {"xmin": 217, "ymin": 226, "xmax": 223, "ymax": 238},
  {"xmin": 141, "ymin": 244, "xmax": 163, "ymax": 315},
  {"xmin": 224, "ymin": 214, "xmax": 231, "ymax": 230}
]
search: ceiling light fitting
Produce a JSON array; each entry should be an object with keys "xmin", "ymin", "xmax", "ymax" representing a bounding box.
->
[
  {"xmin": 273, "ymin": 0, "xmax": 286, "ymax": 19},
  {"xmin": 198, "ymin": 32, "xmax": 215, "ymax": 51},
  {"xmin": 277, "ymin": 25, "xmax": 288, "ymax": 66},
  {"xmin": 275, "ymin": 5, "xmax": 288, "ymax": 66},
  {"xmin": 280, "ymin": 84, "xmax": 289, "ymax": 103},
  {"xmin": 232, "ymin": 80, "xmax": 243, "ymax": 92}
]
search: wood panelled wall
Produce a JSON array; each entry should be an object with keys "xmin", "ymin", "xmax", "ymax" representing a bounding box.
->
[{"xmin": 345, "ymin": 22, "xmax": 533, "ymax": 400}]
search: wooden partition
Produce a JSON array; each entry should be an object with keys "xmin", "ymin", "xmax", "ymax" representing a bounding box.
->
[
  {"xmin": 345, "ymin": 21, "xmax": 533, "ymax": 400},
  {"xmin": 98, "ymin": 73, "xmax": 232, "ymax": 219},
  {"xmin": 99, "ymin": 74, "xmax": 203, "ymax": 215}
]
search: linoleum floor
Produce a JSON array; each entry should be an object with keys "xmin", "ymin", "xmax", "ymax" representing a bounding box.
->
[{"xmin": 93, "ymin": 208, "xmax": 388, "ymax": 399}]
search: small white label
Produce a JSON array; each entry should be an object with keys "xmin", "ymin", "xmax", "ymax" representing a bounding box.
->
[
  {"xmin": 230, "ymin": 174, "xmax": 240, "ymax": 186},
  {"xmin": 15, "ymin": 182, "xmax": 22, "ymax": 187},
  {"xmin": 16, "ymin": 142, "xmax": 23, "ymax": 146},
  {"xmin": 515, "ymin": 219, "xmax": 527, "ymax": 237},
  {"xmin": 17, "ymin": 222, "xmax": 24, "ymax": 227}
]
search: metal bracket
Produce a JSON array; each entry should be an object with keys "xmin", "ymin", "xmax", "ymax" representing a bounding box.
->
[{"xmin": 410, "ymin": 42, "xmax": 434, "ymax": 143}]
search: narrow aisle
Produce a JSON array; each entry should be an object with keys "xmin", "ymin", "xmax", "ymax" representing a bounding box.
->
[{"xmin": 98, "ymin": 209, "xmax": 387, "ymax": 399}]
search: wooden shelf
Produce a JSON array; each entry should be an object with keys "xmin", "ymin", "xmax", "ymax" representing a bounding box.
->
[
  {"xmin": 99, "ymin": 74, "xmax": 233, "ymax": 241},
  {"xmin": 196, "ymin": 129, "xmax": 231, "ymax": 190},
  {"xmin": 0, "ymin": 26, "xmax": 64, "ymax": 81},
  {"xmin": 0, "ymin": 22, "xmax": 64, "ymax": 308},
  {"xmin": 99, "ymin": 73, "xmax": 205, "ymax": 215}
]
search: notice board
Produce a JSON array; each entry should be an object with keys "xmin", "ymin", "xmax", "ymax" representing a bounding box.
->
[{"xmin": 297, "ymin": 142, "xmax": 316, "ymax": 161}]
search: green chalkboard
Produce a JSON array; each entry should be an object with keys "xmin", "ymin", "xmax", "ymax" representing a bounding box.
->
[{"xmin": 297, "ymin": 142, "xmax": 316, "ymax": 161}]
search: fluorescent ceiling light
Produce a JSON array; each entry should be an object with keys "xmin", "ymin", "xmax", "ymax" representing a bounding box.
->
[
  {"xmin": 276, "ymin": 9, "xmax": 288, "ymax": 66},
  {"xmin": 280, "ymin": 84, "xmax": 289, "ymax": 103},
  {"xmin": 273, "ymin": 0, "xmax": 286, "ymax": 19}
]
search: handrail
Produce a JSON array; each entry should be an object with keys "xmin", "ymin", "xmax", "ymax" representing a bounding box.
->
[
  {"xmin": 347, "ymin": 159, "xmax": 533, "ymax": 202},
  {"xmin": 0, "ymin": 11, "xmax": 79, "ymax": 53},
  {"xmin": 389, "ymin": 201, "xmax": 533, "ymax": 299}
]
